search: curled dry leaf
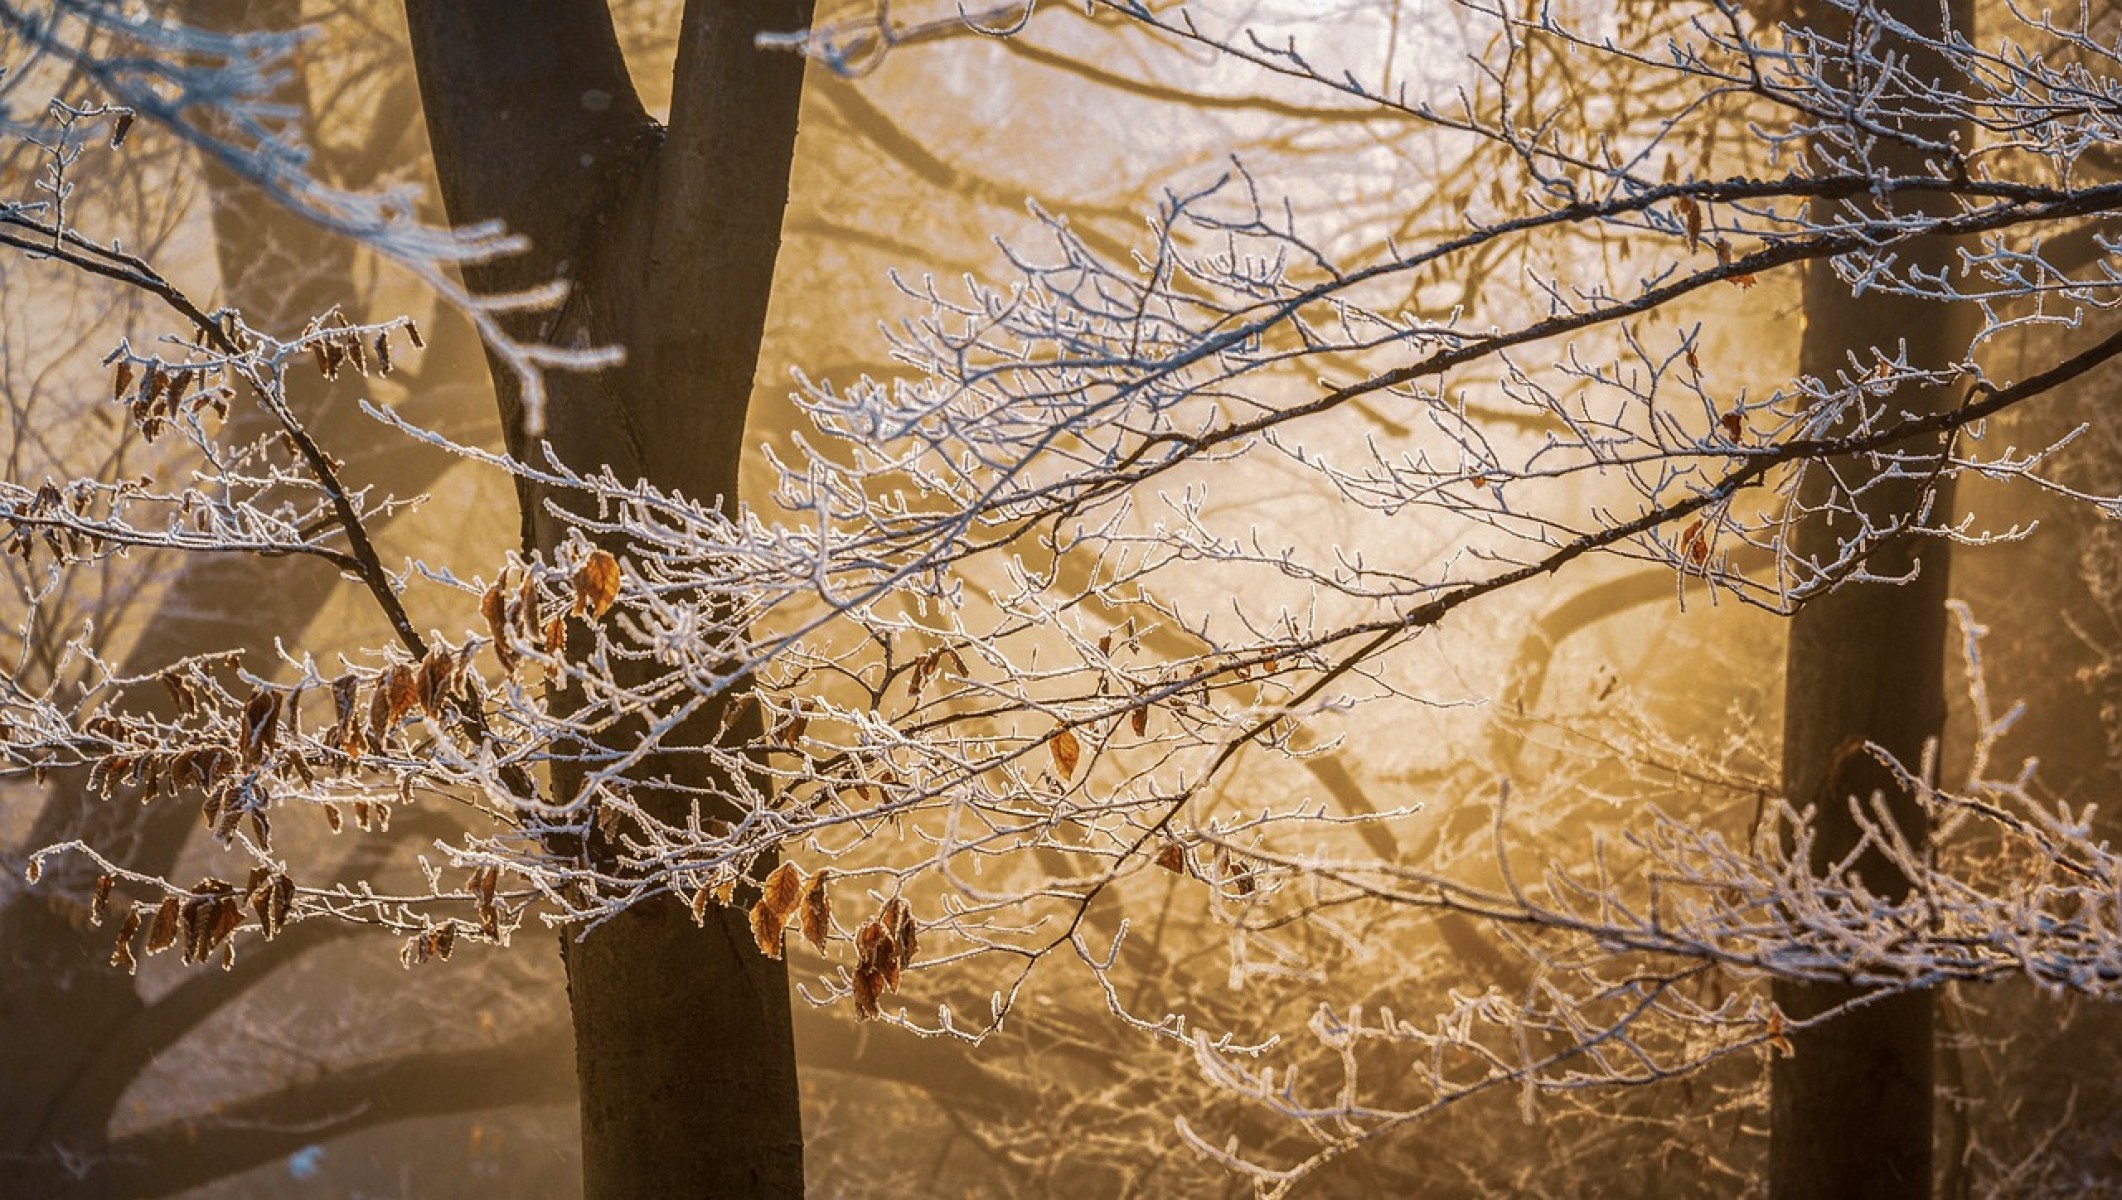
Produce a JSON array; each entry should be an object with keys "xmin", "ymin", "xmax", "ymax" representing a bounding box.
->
[
  {"xmin": 1767, "ymin": 1011, "xmax": 1794, "ymax": 1058},
  {"xmin": 90, "ymin": 873, "xmax": 115, "ymax": 926},
  {"xmin": 480, "ymin": 580, "xmax": 517, "ymax": 675},
  {"xmin": 1677, "ymin": 194, "xmax": 1702, "ymax": 252},
  {"xmin": 573, "ymin": 548, "xmax": 621, "ymax": 619},
  {"xmin": 799, "ymin": 869, "xmax": 832, "ymax": 952},
  {"xmin": 1680, "ymin": 519, "xmax": 1711, "ymax": 570},
  {"xmin": 246, "ymin": 869, "xmax": 295, "ymax": 940},
  {"xmin": 400, "ymin": 923, "xmax": 458, "ymax": 968},
  {"xmin": 145, "ymin": 896, "xmax": 181, "ymax": 956},
  {"xmin": 749, "ymin": 863, "xmax": 804, "ymax": 959},
  {"xmin": 1154, "ymin": 842, "xmax": 1188, "ymax": 875},
  {"xmin": 885, "ymin": 897, "xmax": 918, "ymax": 970},
  {"xmin": 110, "ymin": 907, "xmax": 142, "ymax": 975},
  {"xmin": 238, "ymin": 689, "xmax": 282, "ymax": 766},
  {"xmin": 853, "ymin": 920, "xmax": 895, "ymax": 1019},
  {"xmin": 472, "ymin": 865, "xmax": 502, "ymax": 939},
  {"xmin": 1049, "ymin": 726, "xmax": 1082, "ymax": 779},
  {"xmin": 850, "ymin": 955, "xmax": 883, "ymax": 1019},
  {"xmin": 849, "ymin": 896, "xmax": 919, "ymax": 1020},
  {"xmin": 415, "ymin": 645, "xmax": 455, "ymax": 718},
  {"xmin": 384, "ymin": 664, "xmax": 419, "ymax": 728},
  {"xmin": 330, "ymin": 674, "xmax": 363, "ymax": 759}
]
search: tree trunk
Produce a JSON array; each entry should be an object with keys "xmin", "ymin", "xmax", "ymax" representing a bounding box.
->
[
  {"xmin": 1770, "ymin": 2, "xmax": 1972, "ymax": 1196},
  {"xmin": 402, "ymin": 2, "xmax": 812, "ymax": 1194}
]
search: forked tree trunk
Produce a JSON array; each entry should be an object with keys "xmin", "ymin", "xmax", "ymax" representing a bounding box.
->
[
  {"xmin": 1770, "ymin": 2, "xmax": 1972, "ymax": 1195},
  {"xmin": 402, "ymin": 2, "xmax": 812, "ymax": 1195}
]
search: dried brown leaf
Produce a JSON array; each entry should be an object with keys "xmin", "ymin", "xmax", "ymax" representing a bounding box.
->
[
  {"xmin": 851, "ymin": 960, "xmax": 883, "ymax": 1019},
  {"xmin": 90, "ymin": 873, "xmax": 115, "ymax": 926},
  {"xmin": 238, "ymin": 689, "xmax": 281, "ymax": 766},
  {"xmin": 855, "ymin": 919, "xmax": 898, "ymax": 995},
  {"xmin": 749, "ymin": 899, "xmax": 787, "ymax": 959},
  {"xmin": 799, "ymin": 869, "xmax": 831, "ymax": 952},
  {"xmin": 384, "ymin": 664, "xmax": 419, "ymax": 728},
  {"xmin": 480, "ymin": 580, "xmax": 516, "ymax": 675},
  {"xmin": 574, "ymin": 549, "xmax": 621, "ymax": 619},
  {"xmin": 749, "ymin": 863, "xmax": 805, "ymax": 958},
  {"xmin": 145, "ymin": 896, "xmax": 180, "ymax": 956},
  {"xmin": 1049, "ymin": 727, "xmax": 1081, "ymax": 779},
  {"xmin": 416, "ymin": 645, "xmax": 454, "ymax": 718},
  {"xmin": 110, "ymin": 907, "xmax": 141, "ymax": 974}
]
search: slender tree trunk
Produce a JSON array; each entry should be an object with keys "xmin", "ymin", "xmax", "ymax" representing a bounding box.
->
[
  {"xmin": 1770, "ymin": 2, "xmax": 1972, "ymax": 1195},
  {"xmin": 403, "ymin": 2, "xmax": 812, "ymax": 1194}
]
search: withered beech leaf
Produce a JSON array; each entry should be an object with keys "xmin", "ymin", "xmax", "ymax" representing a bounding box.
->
[
  {"xmin": 1677, "ymin": 194, "xmax": 1702, "ymax": 253},
  {"xmin": 749, "ymin": 899, "xmax": 787, "ymax": 959},
  {"xmin": 1049, "ymin": 727, "xmax": 1082, "ymax": 779},
  {"xmin": 573, "ymin": 549, "xmax": 621, "ymax": 619},
  {"xmin": 365, "ymin": 681, "xmax": 393, "ymax": 750},
  {"xmin": 1131, "ymin": 705, "xmax": 1149, "ymax": 738},
  {"xmin": 416, "ymin": 645, "xmax": 454, "ymax": 718},
  {"xmin": 1155, "ymin": 842, "xmax": 1188, "ymax": 875},
  {"xmin": 749, "ymin": 863, "xmax": 805, "ymax": 958},
  {"xmin": 854, "ymin": 919, "xmax": 897, "ymax": 1010},
  {"xmin": 238, "ymin": 689, "xmax": 281, "ymax": 766},
  {"xmin": 480, "ymin": 580, "xmax": 517, "ymax": 675},
  {"xmin": 473, "ymin": 866, "xmax": 502, "ymax": 939},
  {"xmin": 110, "ymin": 907, "xmax": 142, "ymax": 974},
  {"xmin": 90, "ymin": 873, "xmax": 115, "ymax": 926},
  {"xmin": 516, "ymin": 574, "xmax": 541, "ymax": 642},
  {"xmin": 161, "ymin": 671, "xmax": 196, "ymax": 718},
  {"xmin": 145, "ymin": 896, "xmax": 181, "ymax": 955},
  {"xmin": 885, "ymin": 897, "xmax": 918, "ymax": 974},
  {"xmin": 851, "ymin": 956, "xmax": 883, "ymax": 1020},
  {"xmin": 1680, "ymin": 519, "xmax": 1711, "ymax": 570},
  {"xmin": 799, "ymin": 869, "xmax": 831, "ymax": 952},
  {"xmin": 329, "ymin": 674, "xmax": 362, "ymax": 758},
  {"xmin": 384, "ymin": 664, "xmax": 419, "ymax": 729}
]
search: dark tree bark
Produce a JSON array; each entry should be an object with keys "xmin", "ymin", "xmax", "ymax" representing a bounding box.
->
[
  {"xmin": 402, "ymin": 2, "xmax": 813, "ymax": 1195},
  {"xmin": 1770, "ymin": 2, "xmax": 1973, "ymax": 1195}
]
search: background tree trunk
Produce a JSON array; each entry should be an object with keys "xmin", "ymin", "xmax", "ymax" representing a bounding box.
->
[
  {"xmin": 1770, "ymin": 2, "xmax": 1973, "ymax": 1195},
  {"xmin": 403, "ymin": 1, "xmax": 813, "ymax": 1194},
  {"xmin": 0, "ymin": 2, "xmax": 496, "ymax": 1187}
]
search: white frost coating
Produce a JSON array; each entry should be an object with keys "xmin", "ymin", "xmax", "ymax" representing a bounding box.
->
[{"xmin": 12, "ymin": 0, "xmax": 2122, "ymax": 1191}]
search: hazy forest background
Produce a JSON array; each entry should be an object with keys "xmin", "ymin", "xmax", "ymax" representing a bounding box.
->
[{"xmin": 7, "ymin": 0, "xmax": 2122, "ymax": 1196}]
